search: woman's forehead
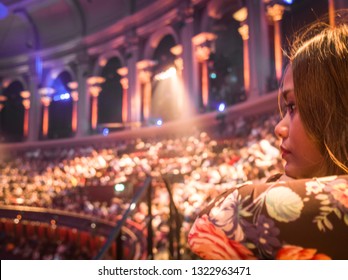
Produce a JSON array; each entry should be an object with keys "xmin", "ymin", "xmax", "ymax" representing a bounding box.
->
[{"xmin": 281, "ymin": 67, "xmax": 294, "ymax": 101}]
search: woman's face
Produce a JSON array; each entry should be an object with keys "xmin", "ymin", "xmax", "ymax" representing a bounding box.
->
[{"xmin": 274, "ymin": 67, "xmax": 325, "ymax": 179}]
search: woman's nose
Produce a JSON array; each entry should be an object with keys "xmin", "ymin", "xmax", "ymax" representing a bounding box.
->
[{"xmin": 274, "ymin": 118, "xmax": 289, "ymax": 139}]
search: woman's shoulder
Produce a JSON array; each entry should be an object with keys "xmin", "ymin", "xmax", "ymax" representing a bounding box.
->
[{"xmin": 188, "ymin": 174, "xmax": 348, "ymax": 260}]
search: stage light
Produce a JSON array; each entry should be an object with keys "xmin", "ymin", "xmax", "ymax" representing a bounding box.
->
[
  {"xmin": 0, "ymin": 4, "xmax": 8, "ymax": 20},
  {"xmin": 218, "ymin": 103, "xmax": 226, "ymax": 112},
  {"xmin": 210, "ymin": 73, "xmax": 217, "ymax": 79},
  {"xmin": 53, "ymin": 92, "xmax": 70, "ymax": 101},
  {"xmin": 102, "ymin": 128, "xmax": 109, "ymax": 136},
  {"xmin": 156, "ymin": 119, "xmax": 163, "ymax": 126},
  {"xmin": 114, "ymin": 183, "xmax": 125, "ymax": 192},
  {"xmin": 154, "ymin": 67, "xmax": 176, "ymax": 81}
]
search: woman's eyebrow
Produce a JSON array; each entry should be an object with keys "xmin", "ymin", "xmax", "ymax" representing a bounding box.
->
[{"xmin": 281, "ymin": 89, "xmax": 293, "ymax": 102}]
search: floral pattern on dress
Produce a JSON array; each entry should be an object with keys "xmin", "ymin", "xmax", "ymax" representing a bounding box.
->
[
  {"xmin": 188, "ymin": 214, "xmax": 256, "ymax": 260},
  {"xmin": 305, "ymin": 177, "xmax": 348, "ymax": 232},
  {"xmin": 276, "ymin": 245, "xmax": 331, "ymax": 260},
  {"xmin": 188, "ymin": 175, "xmax": 348, "ymax": 260}
]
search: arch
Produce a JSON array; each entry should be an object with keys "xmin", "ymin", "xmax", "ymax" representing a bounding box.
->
[
  {"xmin": 44, "ymin": 65, "xmax": 76, "ymax": 87},
  {"xmin": 90, "ymin": 50, "xmax": 125, "ymax": 78},
  {"xmin": 1, "ymin": 80, "xmax": 25, "ymax": 142},
  {"xmin": 97, "ymin": 49, "xmax": 125, "ymax": 70},
  {"xmin": 143, "ymin": 26, "xmax": 179, "ymax": 60},
  {"xmin": 2, "ymin": 75, "xmax": 28, "ymax": 91}
]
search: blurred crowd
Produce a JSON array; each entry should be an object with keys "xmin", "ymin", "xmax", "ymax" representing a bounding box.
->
[{"xmin": 0, "ymin": 112, "xmax": 284, "ymax": 259}]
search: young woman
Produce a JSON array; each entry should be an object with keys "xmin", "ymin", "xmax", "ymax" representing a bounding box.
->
[{"xmin": 188, "ymin": 17, "xmax": 348, "ymax": 260}]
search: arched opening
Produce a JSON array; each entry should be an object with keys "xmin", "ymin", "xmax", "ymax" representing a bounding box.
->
[
  {"xmin": 98, "ymin": 57, "xmax": 123, "ymax": 129},
  {"xmin": 48, "ymin": 71, "xmax": 73, "ymax": 139},
  {"xmin": 209, "ymin": 13, "xmax": 244, "ymax": 110},
  {"xmin": 1, "ymin": 81, "xmax": 24, "ymax": 142}
]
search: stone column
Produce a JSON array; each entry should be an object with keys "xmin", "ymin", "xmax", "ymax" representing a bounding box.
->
[
  {"xmin": 233, "ymin": 8, "xmax": 250, "ymax": 96},
  {"xmin": 67, "ymin": 81, "xmax": 79, "ymax": 135},
  {"xmin": 246, "ymin": 0, "xmax": 272, "ymax": 97},
  {"xmin": 117, "ymin": 67, "xmax": 129, "ymax": 123},
  {"xmin": 27, "ymin": 71, "xmax": 40, "ymax": 142},
  {"xmin": 192, "ymin": 32, "xmax": 216, "ymax": 110},
  {"xmin": 76, "ymin": 55, "xmax": 90, "ymax": 137},
  {"xmin": 87, "ymin": 76, "xmax": 105, "ymax": 132},
  {"xmin": 267, "ymin": 3, "xmax": 285, "ymax": 84},
  {"xmin": 137, "ymin": 60, "xmax": 156, "ymax": 123},
  {"xmin": 20, "ymin": 90, "xmax": 31, "ymax": 139},
  {"xmin": 38, "ymin": 87, "xmax": 54, "ymax": 138}
]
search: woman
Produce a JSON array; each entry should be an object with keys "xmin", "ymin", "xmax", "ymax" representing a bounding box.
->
[{"xmin": 188, "ymin": 17, "xmax": 348, "ymax": 260}]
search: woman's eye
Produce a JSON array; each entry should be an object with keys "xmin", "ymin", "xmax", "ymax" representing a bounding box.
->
[{"xmin": 286, "ymin": 103, "xmax": 296, "ymax": 115}]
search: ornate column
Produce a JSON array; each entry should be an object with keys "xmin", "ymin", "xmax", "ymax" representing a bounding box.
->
[
  {"xmin": 192, "ymin": 32, "xmax": 216, "ymax": 110},
  {"xmin": 20, "ymin": 90, "xmax": 31, "ymax": 138},
  {"xmin": 27, "ymin": 69, "xmax": 40, "ymax": 142},
  {"xmin": 67, "ymin": 81, "xmax": 79, "ymax": 134},
  {"xmin": 328, "ymin": 0, "xmax": 335, "ymax": 27},
  {"xmin": 87, "ymin": 76, "xmax": 105, "ymax": 131},
  {"xmin": 117, "ymin": 67, "xmax": 129, "ymax": 123},
  {"xmin": 233, "ymin": 7, "xmax": 250, "ymax": 96},
  {"xmin": 75, "ymin": 53, "xmax": 90, "ymax": 137},
  {"xmin": 137, "ymin": 60, "xmax": 156, "ymax": 123},
  {"xmin": 267, "ymin": 3, "xmax": 285, "ymax": 84},
  {"xmin": 246, "ymin": 0, "xmax": 272, "ymax": 97},
  {"xmin": 38, "ymin": 87, "xmax": 54, "ymax": 138}
]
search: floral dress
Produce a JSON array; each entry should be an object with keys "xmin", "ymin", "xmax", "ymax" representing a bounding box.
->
[{"xmin": 188, "ymin": 175, "xmax": 348, "ymax": 260}]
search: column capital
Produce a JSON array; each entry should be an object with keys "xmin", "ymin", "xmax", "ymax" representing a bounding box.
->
[
  {"xmin": 20, "ymin": 90, "xmax": 31, "ymax": 99},
  {"xmin": 70, "ymin": 91, "xmax": 79, "ymax": 101},
  {"xmin": 195, "ymin": 46, "xmax": 211, "ymax": 62},
  {"xmin": 89, "ymin": 85, "xmax": 101, "ymax": 97},
  {"xmin": 233, "ymin": 7, "xmax": 248, "ymax": 23},
  {"xmin": 68, "ymin": 81, "xmax": 78, "ymax": 90},
  {"xmin": 120, "ymin": 77, "xmax": 129, "ymax": 89},
  {"xmin": 267, "ymin": 4, "xmax": 285, "ymax": 22},
  {"xmin": 238, "ymin": 24, "xmax": 249, "ymax": 41},
  {"xmin": 22, "ymin": 99, "xmax": 31, "ymax": 109},
  {"xmin": 87, "ymin": 76, "xmax": 105, "ymax": 86},
  {"xmin": 138, "ymin": 70, "xmax": 152, "ymax": 84},
  {"xmin": 117, "ymin": 67, "xmax": 128, "ymax": 77},
  {"xmin": 170, "ymin": 44, "xmax": 183, "ymax": 56},
  {"xmin": 0, "ymin": 95, "xmax": 8, "ymax": 111},
  {"xmin": 0, "ymin": 95, "xmax": 7, "ymax": 102},
  {"xmin": 136, "ymin": 59, "xmax": 157, "ymax": 71},
  {"xmin": 174, "ymin": 57, "xmax": 183, "ymax": 71},
  {"xmin": 40, "ymin": 96, "xmax": 52, "ymax": 107},
  {"xmin": 192, "ymin": 32, "xmax": 217, "ymax": 46}
]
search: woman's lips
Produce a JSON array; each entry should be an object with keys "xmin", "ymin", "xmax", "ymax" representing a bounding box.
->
[{"xmin": 280, "ymin": 146, "xmax": 291, "ymax": 159}]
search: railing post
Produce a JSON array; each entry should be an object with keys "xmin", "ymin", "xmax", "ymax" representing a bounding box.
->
[
  {"xmin": 147, "ymin": 180, "xmax": 153, "ymax": 259},
  {"xmin": 116, "ymin": 231, "xmax": 123, "ymax": 259}
]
